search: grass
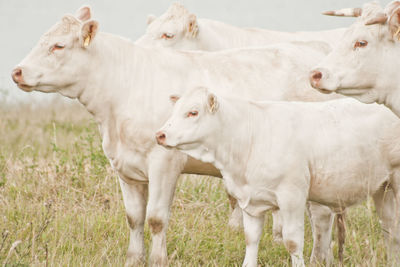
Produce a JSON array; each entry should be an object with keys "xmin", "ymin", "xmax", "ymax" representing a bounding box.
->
[{"xmin": 0, "ymin": 100, "xmax": 388, "ymax": 266}]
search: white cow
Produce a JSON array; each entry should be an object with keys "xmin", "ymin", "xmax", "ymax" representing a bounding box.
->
[
  {"xmin": 12, "ymin": 6, "xmax": 340, "ymax": 267},
  {"xmin": 156, "ymin": 86, "xmax": 400, "ymax": 267},
  {"xmin": 136, "ymin": 2, "xmax": 347, "ymax": 50},
  {"xmin": 309, "ymin": 1, "xmax": 400, "ymax": 117}
]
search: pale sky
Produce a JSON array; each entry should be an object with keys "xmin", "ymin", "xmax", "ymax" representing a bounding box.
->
[{"xmin": 0, "ymin": 0, "xmax": 391, "ymax": 103}]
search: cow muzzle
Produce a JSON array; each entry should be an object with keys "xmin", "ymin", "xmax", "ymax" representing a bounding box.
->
[
  {"xmin": 11, "ymin": 67, "xmax": 34, "ymax": 92},
  {"xmin": 309, "ymin": 69, "xmax": 334, "ymax": 94},
  {"xmin": 11, "ymin": 68, "xmax": 23, "ymax": 84}
]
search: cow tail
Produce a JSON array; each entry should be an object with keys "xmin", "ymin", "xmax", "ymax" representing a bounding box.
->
[{"xmin": 336, "ymin": 212, "xmax": 346, "ymax": 266}]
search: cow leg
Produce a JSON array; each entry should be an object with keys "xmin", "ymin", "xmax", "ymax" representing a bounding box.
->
[
  {"xmin": 146, "ymin": 148, "xmax": 186, "ymax": 267},
  {"xmin": 242, "ymin": 211, "xmax": 265, "ymax": 267},
  {"xmin": 391, "ymin": 175, "xmax": 400, "ymax": 266},
  {"xmin": 230, "ymin": 202, "xmax": 301, "ymax": 246},
  {"xmin": 119, "ymin": 178, "xmax": 148, "ymax": 267},
  {"xmin": 272, "ymin": 210, "xmax": 283, "ymax": 243},
  {"xmin": 373, "ymin": 182, "xmax": 400, "ymax": 266},
  {"xmin": 308, "ymin": 202, "xmax": 334, "ymax": 266},
  {"xmin": 227, "ymin": 194, "xmax": 244, "ymax": 229},
  {"xmin": 278, "ymin": 191, "xmax": 306, "ymax": 267}
]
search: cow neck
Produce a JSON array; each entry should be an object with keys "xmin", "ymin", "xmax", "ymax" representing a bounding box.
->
[
  {"xmin": 205, "ymin": 98, "xmax": 256, "ymax": 180},
  {"xmin": 384, "ymin": 90, "xmax": 400, "ymax": 118},
  {"xmin": 376, "ymin": 50, "xmax": 400, "ymax": 118},
  {"xmin": 73, "ymin": 32, "xmax": 153, "ymax": 156},
  {"xmin": 76, "ymin": 32, "xmax": 161, "ymax": 124},
  {"xmin": 74, "ymin": 32, "xmax": 197, "ymax": 159}
]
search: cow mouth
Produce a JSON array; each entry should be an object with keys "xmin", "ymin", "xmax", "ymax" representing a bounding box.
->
[
  {"xmin": 175, "ymin": 141, "xmax": 200, "ymax": 151},
  {"xmin": 16, "ymin": 83, "xmax": 34, "ymax": 92},
  {"xmin": 315, "ymin": 88, "xmax": 334, "ymax": 94},
  {"xmin": 163, "ymin": 141, "xmax": 197, "ymax": 150},
  {"xmin": 336, "ymin": 88, "xmax": 372, "ymax": 96}
]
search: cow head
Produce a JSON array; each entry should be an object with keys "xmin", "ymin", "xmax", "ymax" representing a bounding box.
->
[
  {"xmin": 156, "ymin": 87, "xmax": 219, "ymax": 155},
  {"xmin": 11, "ymin": 6, "xmax": 99, "ymax": 98},
  {"xmin": 310, "ymin": 1, "xmax": 400, "ymax": 105},
  {"xmin": 136, "ymin": 3, "xmax": 199, "ymax": 49}
]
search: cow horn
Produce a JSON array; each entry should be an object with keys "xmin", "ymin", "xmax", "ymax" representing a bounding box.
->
[
  {"xmin": 322, "ymin": 7, "xmax": 362, "ymax": 17},
  {"xmin": 365, "ymin": 12, "xmax": 388, "ymax": 25}
]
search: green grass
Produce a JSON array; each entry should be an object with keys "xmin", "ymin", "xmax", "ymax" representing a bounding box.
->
[{"xmin": 0, "ymin": 101, "xmax": 388, "ymax": 266}]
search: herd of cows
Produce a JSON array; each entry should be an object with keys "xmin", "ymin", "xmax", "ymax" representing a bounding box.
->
[{"xmin": 9, "ymin": 1, "xmax": 400, "ymax": 266}]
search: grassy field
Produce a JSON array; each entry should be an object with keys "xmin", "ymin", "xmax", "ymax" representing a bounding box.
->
[{"xmin": 0, "ymin": 100, "xmax": 388, "ymax": 266}]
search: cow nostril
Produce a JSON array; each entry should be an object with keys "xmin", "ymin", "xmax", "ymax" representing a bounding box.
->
[
  {"xmin": 156, "ymin": 131, "xmax": 166, "ymax": 144},
  {"xmin": 13, "ymin": 68, "xmax": 22, "ymax": 77},
  {"xmin": 311, "ymin": 70, "xmax": 322, "ymax": 81},
  {"xmin": 11, "ymin": 68, "xmax": 22, "ymax": 83}
]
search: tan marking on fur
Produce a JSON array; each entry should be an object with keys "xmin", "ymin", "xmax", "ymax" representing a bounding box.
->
[
  {"xmin": 227, "ymin": 194, "xmax": 237, "ymax": 209},
  {"xmin": 285, "ymin": 240, "xmax": 298, "ymax": 254},
  {"xmin": 126, "ymin": 214, "xmax": 136, "ymax": 229},
  {"xmin": 148, "ymin": 217, "xmax": 163, "ymax": 234}
]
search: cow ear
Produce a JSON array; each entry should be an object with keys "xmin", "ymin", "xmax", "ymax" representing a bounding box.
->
[
  {"xmin": 186, "ymin": 14, "xmax": 198, "ymax": 37},
  {"xmin": 147, "ymin": 14, "xmax": 157, "ymax": 25},
  {"xmin": 81, "ymin": 20, "xmax": 99, "ymax": 48},
  {"xmin": 365, "ymin": 12, "xmax": 387, "ymax": 25},
  {"xmin": 389, "ymin": 6, "xmax": 400, "ymax": 40},
  {"xmin": 207, "ymin": 93, "xmax": 219, "ymax": 114},
  {"xmin": 169, "ymin": 94, "xmax": 180, "ymax": 104},
  {"xmin": 76, "ymin": 6, "xmax": 92, "ymax": 22}
]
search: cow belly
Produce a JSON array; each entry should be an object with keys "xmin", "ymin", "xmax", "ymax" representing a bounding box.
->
[
  {"xmin": 182, "ymin": 156, "xmax": 222, "ymax": 178},
  {"xmin": 308, "ymin": 168, "xmax": 389, "ymax": 209}
]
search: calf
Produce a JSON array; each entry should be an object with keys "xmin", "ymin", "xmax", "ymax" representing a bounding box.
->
[
  {"xmin": 157, "ymin": 87, "xmax": 400, "ymax": 266},
  {"xmin": 309, "ymin": 1, "xmax": 400, "ymax": 117}
]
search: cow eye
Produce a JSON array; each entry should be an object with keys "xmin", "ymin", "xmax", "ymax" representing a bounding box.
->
[
  {"xmin": 161, "ymin": 33, "xmax": 174, "ymax": 39},
  {"xmin": 187, "ymin": 111, "xmax": 198, "ymax": 117},
  {"xmin": 50, "ymin": 43, "xmax": 65, "ymax": 52},
  {"xmin": 354, "ymin": 40, "xmax": 368, "ymax": 49}
]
